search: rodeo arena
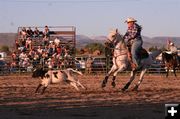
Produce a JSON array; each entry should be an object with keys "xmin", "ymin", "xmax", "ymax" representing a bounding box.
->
[{"xmin": 0, "ymin": 26, "xmax": 180, "ymax": 119}]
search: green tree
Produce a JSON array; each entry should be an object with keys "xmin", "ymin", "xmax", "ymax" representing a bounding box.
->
[
  {"xmin": 0, "ymin": 45, "xmax": 10, "ymax": 52},
  {"xmin": 148, "ymin": 46, "xmax": 158, "ymax": 52},
  {"xmin": 85, "ymin": 43, "xmax": 105, "ymax": 54}
]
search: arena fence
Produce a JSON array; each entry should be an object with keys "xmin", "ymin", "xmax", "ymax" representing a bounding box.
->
[{"xmin": 0, "ymin": 56, "xmax": 179, "ymax": 76}]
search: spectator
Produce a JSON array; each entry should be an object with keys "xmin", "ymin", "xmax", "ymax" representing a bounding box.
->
[
  {"xmin": 19, "ymin": 51, "xmax": 27, "ymax": 60},
  {"xmin": 86, "ymin": 56, "xmax": 93, "ymax": 74},
  {"xmin": 12, "ymin": 52, "xmax": 19, "ymax": 63},
  {"xmin": 28, "ymin": 49, "xmax": 35, "ymax": 60},
  {"xmin": 20, "ymin": 27, "xmax": 27, "ymax": 40},
  {"xmin": 26, "ymin": 27, "xmax": 34, "ymax": 37},
  {"xmin": 26, "ymin": 37, "xmax": 32, "ymax": 50},
  {"xmin": 54, "ymin": 37, "xmax": 60, "ymax": 46},
  {"xmin": 43, "ymin": 25, "xmax": 50, "ymax": 38},
  {"xmin": 169, "ymin": 42, "xmax": 179, "ymax": 66},
  {"xmin": 15, "ymin": 39, "xmax": 20, "ymax": 50},
  {"xmin": 37, "ymin": 46, "xmax": 43, "ymax": 54},
  {"xmin": 33, "ymin": 27, "xmax": 40, "ymax": 37},
  {"xmin": 19, "ymin": 27, "xmax": 27, "ymax": 47},
  {"xmin": 42, "ymin": 26, "xmax": 50, "ymax": 46},
  {"xmin": 43, "ymin": 35, "xmax": 49, "ymax": 46}
]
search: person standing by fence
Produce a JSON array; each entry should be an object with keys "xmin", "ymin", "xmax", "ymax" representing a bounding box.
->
[{"xmin": 86, "ymin": 56, "xmax": 93, "ymax": 74}]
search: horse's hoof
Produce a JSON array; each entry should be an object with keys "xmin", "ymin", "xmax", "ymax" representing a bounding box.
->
[
  {"xmin": 101, "ymin": 83, "xmax": 106, "ymax": 88},
  {"xmin": 111, "ymin": 82, "xmax": 116, "ymax": 88},
  {"xmin": 101, "ymin": 80, "xmax": 107, "ymax": 88},
  {"xmin": 132, "ymin": 85, "xmax": 139, "ymax": 91},
  {"xmin": 121, "ymin": 88, "xmax": 127, "ymax": 92}
]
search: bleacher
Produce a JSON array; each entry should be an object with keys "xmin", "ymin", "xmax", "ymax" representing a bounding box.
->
[{"xmin": 11, "ymin": 26, "xmax": 76, "ymax": 72}]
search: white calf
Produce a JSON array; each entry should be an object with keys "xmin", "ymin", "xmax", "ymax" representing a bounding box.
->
[{"xmin": 32, "ymin": 68, "xmax": 86, "ymax": 94}]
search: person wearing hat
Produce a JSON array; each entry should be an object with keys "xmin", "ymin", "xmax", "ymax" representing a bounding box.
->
[
  {"xmin": 123, "ymin": 17, "xmax": 143, "ymax": 70},
  {"xmin": 169, "ymin": 42, "xmax": 179, "ymax": 66},
  {"xmin": 169, "ymin": 42, "xmax": 177, "ymax": 54}
]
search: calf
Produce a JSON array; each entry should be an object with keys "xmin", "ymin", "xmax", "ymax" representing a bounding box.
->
[{"xmin": 32, "ymin": 68, "xmax": 86, "ymax": 94}]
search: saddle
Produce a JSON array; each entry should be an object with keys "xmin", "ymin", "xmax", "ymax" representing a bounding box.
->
[
  {"xmin": 138, "ymin": 48, "xmax": 149, "ymax": 59},
  {"xmin": 127, "ymin": 44, "xmax": 149, "ymax": 70}
]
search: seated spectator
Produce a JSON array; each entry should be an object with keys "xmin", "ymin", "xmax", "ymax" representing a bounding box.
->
[
  {"xmin": 15, "ymin": 39, "xmax": 20, "ymax": 50},
  {"xmin": 26, "ymin": 27, "xmax": 34, "ymax": 37},
  {"xmin": 10, "ymin": 61, "xmax": 18, "ymax": 72},
  {"xmin": 12, "ymin": 52, "xmax": 19, "ymax": 62},
  {"xmin": 19, "ymin": 51, "xmax": 27, "ymax": 61},
  {"xmin": 56, "ymin": 45, "xmax": 62, "ymax": 56},
  {"xmin": 37, "ymin": 46, "xmax": 43, "ymax": 54},
  {"xmin": 33, "ymin": 27, "xmax": 40, "ymax": 37},
  {"xmin": 64, "ymin": 48, "xmax": 70, "ymax": 59},
  {"xmin": 20, "ymin": 27, "xmax": 27, "ymax": 40},
  {"xmin": 54, "ymin": 37, "xmax": 60, "ymax": 46},
  {"xmin": 28, "ymin": 49, "xmax": 35, "ymax": 60},
  {"xmin": 43, "ymin": 25, "xmax": 50, "ymax": 37},
  {"xmin": 26, "ymin": 37, "xmax": 32, "ymax": 50},
  {"xmin": 43, "ymin": 35, "xmax": 49, "ymax": 46},
  {"xmin": 47, "ymin": 44, "xmax": 53, "ymax": 56},
  {"xmin": 33, "ymin": 51, "xmax": 40, "ymax": 63},
  {"xmin": 46, "ymin": 58, "xmax": 54, "ymax": 69},
  {"xmin": 19, "ymin": 27, "xmax": 27, "ymax": 47}
]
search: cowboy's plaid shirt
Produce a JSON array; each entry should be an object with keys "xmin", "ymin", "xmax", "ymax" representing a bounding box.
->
[{"xmin": 124, "ymin": 23, "xmax": 142, "ymax": 41}]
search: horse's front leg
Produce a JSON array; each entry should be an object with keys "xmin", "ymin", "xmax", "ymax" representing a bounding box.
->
[
  {"xmin": 132, "ymin": 68, "xmax": 147, "ymax": 91},
  {"xmin": 70, "ymin": 82, "xmax": 80, "ymax": 91},
  {"xmin": 121, "ymin": 70, "xmax": 136, "ymax": 92},
  {"xmin": 35, "ymin": 84, "xmax": 42, "ymax": 93},
  {"xmin": 101, "ymin": 65, "xmax": 117, "ymax": 88},
  {"xmin": 77, "ymin": 80, "xmax": 87, "ymax": 90},
  {"xmin": 111, "ymin": 66, "xmax": 125, "ymax": 88},
  {"xmin": 41, "ymin": 86, "xmax": 47, "ymax": 94}
]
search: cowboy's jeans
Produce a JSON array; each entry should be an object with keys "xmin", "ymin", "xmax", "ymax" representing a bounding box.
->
[{"xmin": 131, "ymin": 39, "xmax": 143, "ymax": 67}]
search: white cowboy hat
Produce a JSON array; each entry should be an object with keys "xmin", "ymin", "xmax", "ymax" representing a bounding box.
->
[
  {"xmin": 170, "ymin": 42, "xmax": 174, "ymax": 46},
  {"xmin": 125, "ymin": 17, "xmax": 137, "ymax": 23}
]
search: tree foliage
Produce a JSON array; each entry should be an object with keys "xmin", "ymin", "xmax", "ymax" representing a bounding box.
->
[
  {"xmin": 85, "ymin": 43, "xmax": 105, "ymax": 54},
  {"xmin": 0, "ymin": 45, "xmax": 9, "ymax": 52}
]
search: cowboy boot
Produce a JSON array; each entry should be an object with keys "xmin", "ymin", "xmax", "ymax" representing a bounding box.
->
[{"xmin": 131, "ymin": 62, "xmax": 137, "ymax": 70}]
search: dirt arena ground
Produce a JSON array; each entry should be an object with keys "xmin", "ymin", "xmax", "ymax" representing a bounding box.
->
[{"xmin": 0, "ymin": 73, "xmax": 180, "ymax": 119}]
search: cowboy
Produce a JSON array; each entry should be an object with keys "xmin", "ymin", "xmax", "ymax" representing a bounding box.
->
[
  {"xmin": 123, "ymin": 17, "xmax": 143, "ymax": 70},
  {"xmin": 169, "ymin": 42, "xmax": 179, "ymax": 66}
]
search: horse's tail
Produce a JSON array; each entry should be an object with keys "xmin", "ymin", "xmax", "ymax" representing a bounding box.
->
[
  {"xmin": 67, "ymin": 68, "xmax": 83, "ymax": 75},
  {"xmin": 149, "ymin": 50, "xmax": 162, "ymax": 60}
]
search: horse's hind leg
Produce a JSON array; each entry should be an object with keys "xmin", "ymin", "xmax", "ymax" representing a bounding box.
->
[
  {"xmin": 41, "ymin": 86, "xmax": 47, "ymax": 94},
  {"xmin": 132, "ymin": 68, "xmax": 147, "ymax": 91},
  {"xmin": 122, "ymin": 70, "xmax": 136, "ymax": 91},
  {"xmin": 35, "ymin": 84, "xmax": 42, "ymax": 93},
  {"xmin": 173, "ymin": 67, "xmax": 177, "ymax": 77},
  {"xmin": 166, "ymin": 68, "xmax": 169, "ymax": 78}
]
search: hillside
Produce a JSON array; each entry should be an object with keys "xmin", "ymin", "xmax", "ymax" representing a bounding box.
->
[
  {"xmin": 0, "ymin": 33, "xmax": 17, "ymax": 47},
  {"xmin": 0, "ymin": 33, "xmax": 179, "ymax": 50}
]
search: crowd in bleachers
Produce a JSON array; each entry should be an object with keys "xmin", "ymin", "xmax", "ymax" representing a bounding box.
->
[{"xmin": 11, "ymin": 26, "xmax": 74, "ymax": 72}]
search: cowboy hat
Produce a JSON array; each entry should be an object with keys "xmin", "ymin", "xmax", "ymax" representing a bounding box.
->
[
  {"xmin": 125, "ymin": 17, "xmax": 137, "ymax": 23},
  {"xmin": 170, "ymin": 42, "xmax": 174, "ymax": 46}
]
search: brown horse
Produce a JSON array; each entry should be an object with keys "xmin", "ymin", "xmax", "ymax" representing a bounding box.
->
[{"xmin": 162, "ymin": 52, "xmax": 179, "ymax": 77}]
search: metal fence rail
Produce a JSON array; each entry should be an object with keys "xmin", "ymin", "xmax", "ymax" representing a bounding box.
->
[{"xmin": 0, "ymin": 56, "xmax": 179, "ymax": 76}]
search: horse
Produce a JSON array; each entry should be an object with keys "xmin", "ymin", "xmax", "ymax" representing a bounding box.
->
[
  {"xmin": 32, "ymin": 68, "xmax": 86, "ymax": 94},
  {"xmin": 101, "ymin": 29, "xmax": 162, "ymax": 91},
  {"xmin": 162, "ymin": 52, "xmax": 179, "ymax": 77}
]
